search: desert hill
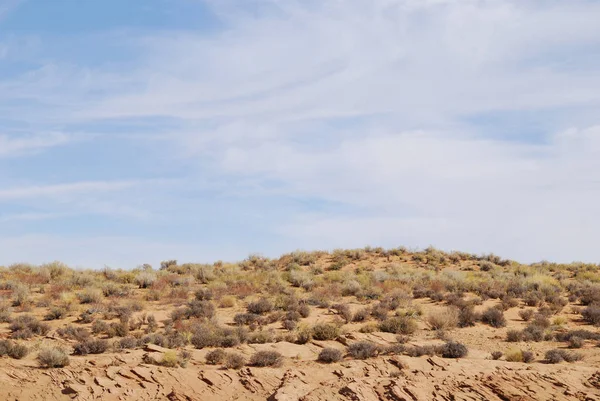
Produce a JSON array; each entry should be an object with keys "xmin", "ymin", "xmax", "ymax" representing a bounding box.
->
[{"xmin": 1, "ymin": 247, "xmax": 600, "ymax": 400}]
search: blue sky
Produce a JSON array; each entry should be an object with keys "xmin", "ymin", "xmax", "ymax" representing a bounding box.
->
[{"xmin": 1, "ymin": 0, "xmax": 600, "ymax": 268}]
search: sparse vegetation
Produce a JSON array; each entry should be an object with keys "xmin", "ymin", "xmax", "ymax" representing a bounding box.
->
[{"xmin": 2, "ymin": 246, "xmax": 600, "ymax": 395}]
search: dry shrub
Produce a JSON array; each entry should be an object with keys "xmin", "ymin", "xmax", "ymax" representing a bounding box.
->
[
  {"xmin": 490, "ymin": 351, "xmax": 503, "ymax": 360},
  {"xmin": 505, "ymin": 348, "xmax": 525, "ymax": 362},
  {"xmin": 568, "ymin": 336, "xmax": 584, "ymax": 349},
  {"xmin": 379, "ymin": 316, "xmax": 417, "ymax": 335},
  {"xmin": 522, "ymin": 350, "xmax": 535, "ymax": 363},
  {"xmin": 581, "ymin": 304, "xmax": 600, "ymax": 326},
  {"xmin": 500, "ymin": 296, "xmax": 519, "ymax": 310},
  {"xmin": 249, "ymin": 350, "xmax": 283, "ymax": 367},
  {"xmin": 56, "ymin": 325, "xmax": 90, "ymax": 341},
  {"xmin": 135, "ymin": 272, "xmax": 156, "ymax": 288},
  {"xmin": 117, "ymin": 337, "xmax": 139, "ymax": 349},
  {"xmin": 458, "ymin": 305, "xmax": 480, "ymax": 327},
  {"xmin": 506, "ymin": 330, "xmax": 523, "ymax": 342},
  {"xmin": 359, "ymin": 322, "xmax": 379, "ymax": 333},
  {"xmin": 440, "ymin": 341, "xmax": 468, "ymax": 358},
  {"xmin": 37, "ymin": 347, "xmax": 70, "ymax": 368},
  {"xmin": 519, "ymin": 309, "xmax": 535, "ymax": 321},
  {"xmin": 545, "ymin": 349, "xmax": 583, "ymax": 364},
  {"xmin": 77, "ymin": 288, "xmax": 103, "ymax": 304},
  {"xmin": 406, "ymin": 345, "xmax": 440, "ymax": 357},
  {"xmin": 348, "ymin": 341, "xmax": 378, "ymax": 359},
  {"xmin": 219, "ymin": 296, "xmax": 236, "ymax": 308},
  {"xmin": 11, "ymin": 284, "xmax": 30, "ymax": 307},
  {"xmin": 247, "ymin": 298, "xmax": 274, "ymax": 315},
  {"xmin": 311, "ymin": 323, "xmax": 340, "ymax": 341},
  {"xmin": 427, "ymin": 307, "xmax": 458, "ymax": 330},
  {"xmin": 0, "ymin": 301, "xmax": 12, "ymax": 323},
  {"xmin": 73, "ymin": 339, "xmax": 109, "ymax": 355},
  {"xmin": 205, "ymin": 349, "xmax": 227, "ymax": 365},
  {"xmin": 247, "ymin": 330, "xmax": 275, "ymax": 344},
  {"xmin": 481, "ymin": 307, "xmax": 506, "ymax": 328},
  {"xmin": 318, "ymin": 347, "xmax": 343, "ymax": 363},
  {"xmin": 190, "ymin": 324, "xmax": 245, "ymax": 349},
  {"xmin": 44, "ymin": 307, "xmax": 67, "ymax": 321},
  {"xmin": 185, "ymin": 300, "xmax": 216, "ymax": 320},
  {"xmin": 224, "ymin": 353, "xmax": 245, "ymax": 369},
  {"xmin": 282, "ymin": 320, "xmax": 297, "ymax": 331},
  {"xmin": 9, "ymin": 315, "xmax": 50, "ymax": 339},
  {"xmin": 332, "ymin": 304, "xmax": 353, "ymax": 323},
  {"xmin": 0, "ymin": 340, "xmax": 29, "ymax": 359},
  {"xmin": 352, "ymin": 308, "xmax": 370, "ymax": 322},
  {"xmin": 296, "ymin": 325, "xmax": 313, "ymax": 344}
]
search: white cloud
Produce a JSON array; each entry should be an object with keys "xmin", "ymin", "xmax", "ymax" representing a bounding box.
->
[
  {"xmin": 68, "ymin": 0, "xmax": 600, "ymax": 124},
  {"xmin": 1, "ymin": 0, "xmax": 600, "ymax": 263},
  {"xmin": 263, "ymin": 126, "xmax": 600, "ymax": 263}
]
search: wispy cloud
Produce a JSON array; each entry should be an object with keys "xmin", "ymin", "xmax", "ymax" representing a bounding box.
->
[
  {"xmin": 0, "ymin": 180, "xmax": 140, "ymax": 200},
  {"xmin": 1, "ymin": 1, "xmax": 600, "ymax": 264},
  {"xmin": 0, "ymin": 211, "xmax": 71, "ymax": 223},
  {"xmin": 0, "ymin": 132, "xmax": 74, "ymax": 157}
]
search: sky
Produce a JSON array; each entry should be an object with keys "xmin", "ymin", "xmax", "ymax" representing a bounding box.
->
[{"xmin": 1, "ymin": 0, "xmax": 600, "ymax": 268}]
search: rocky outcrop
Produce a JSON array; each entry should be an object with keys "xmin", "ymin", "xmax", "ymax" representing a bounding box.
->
[{"xmin": 1, "ymin": 353, "xmax": 600, "ymax": 401}]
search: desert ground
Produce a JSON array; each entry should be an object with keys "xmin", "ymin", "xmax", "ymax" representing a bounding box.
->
[{"xmin": 2, "ymin": 247, "xmax": 600, "ymax": 400}]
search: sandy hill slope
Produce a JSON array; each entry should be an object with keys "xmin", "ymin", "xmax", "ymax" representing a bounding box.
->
[{"xmin": 1, "ymin": 247, "xmax": 600, "ymax": 400}]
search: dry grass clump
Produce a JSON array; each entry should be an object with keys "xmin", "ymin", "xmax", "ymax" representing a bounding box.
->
[
  {"xmin": 143, "ymin": 350, "xmax": 191, "ymax": 368},
  {"xmin": 318, "ymin": 347, "xmax": 343, "ymax": 363},
  {"xmin": 0, "ymin": 301, "xmax": 12, "ymax": 322},
  {"xmin": 480, "ymin": 307, "xmax": 506, "ymax": 328},
  {"xmin": 247, "ymin": 298, "xmax": 274, "ymax": 315},
  {"xmin": 77, "ymin": 288, "xmax": 104, "ymax": 304},
  {"xmin": 117, "ymin": 337, "xmax": 139, "ymax": 349},
  {"xmin": 581, "ymin": 304, "xmax": 600, "ymax": 326},
  {"xmin": 379, "ymin": 316, "xmax": 418, "ymax": 335},
  {"xmin": 44, "ymin": 306, "xmax": 67, "ymax": 320},
  {"xmin": 37, "ymin": 347, "xmax": 70, "ymax": 368},
  {"xmin": 56, "ymin": 325, "xmax": 91, "ymax": 342},
  {"xmin": 247, "ymin": 330, "xmax": 275, "ymax": 344},
  {"xmin": 348, "ymin": 341, "xmax": 379, "ymax": 359},
  {"xmin": 490, "ymin": 351, "xmax": 503, "ymax": 360},
  {"xmin": 205, "ymin": 349, "xmax": 227, "ymax": 365},
  {"xmin": 439, "ymin": 341, "xmax": 468, "ymax": 358},
  {"xmin": 505, "ymin": 348, "xmax": 534, "ymax": 363},
  {"xmin": 9, "ymin": 315, "xmax": 50, "ymax": 339},
  {"xmin": 249, "ymin": 350, "xmax": 284, "ymax": 367},
  {"xmin": 427, "ymin": 307, "xmax": 458, "ymax": 330},
  {"xmin": 190, "ymin": 323, "xmax": 246, "ymax": 349},
  {"xmin": 332, "ymin": 303, "xmax": 353, "ymax": 323},
  {"xmin": 519, "ymin": 309, "xmax": 535, "ymax": 321},
  {"xmin": 0, "ymin": 340, "xmax": 29, "ymax": 359},
  {"xmin": 224, "ymin": 353, "xmax": 246, "ymax": 369},
  {"xmin": 184, "ymin": 300, "xmax": 216, "ymax": 320},
  {"xmin": 457, "ymin": 304, "xmax": 480, "ymax": 327},
  {"xmin": 311, "ymin": 323, "xmax": 340, "ymax": 341},
  {"xmin": 73, "ymin": 339, "xmax": 109, "ymax": 355},
  {"xmin": 545, "ymin": 349, "xmax": 583, "ymax": 364}
]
